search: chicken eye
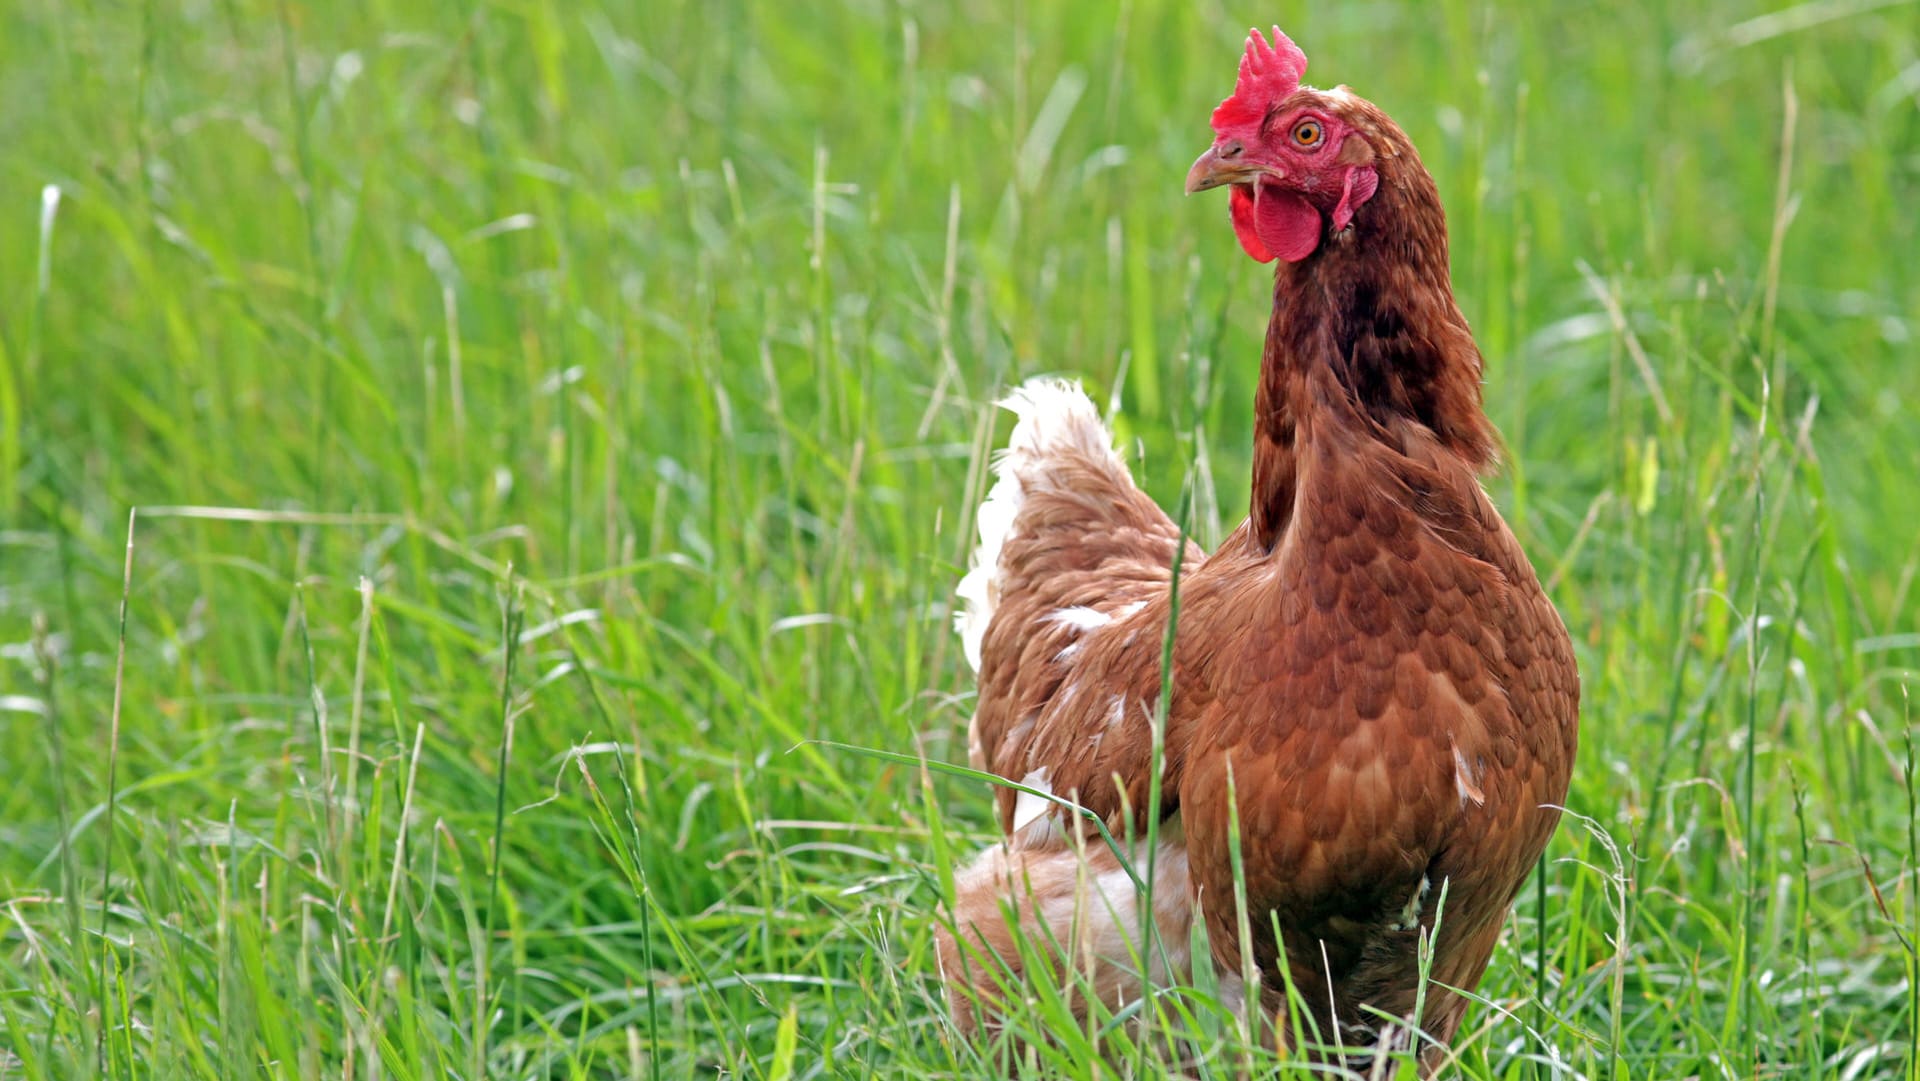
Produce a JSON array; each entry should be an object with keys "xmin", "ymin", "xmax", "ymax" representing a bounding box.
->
[{"xmin": 1291, "ymin": 120, "xmax": 1323, "ymax": 148}]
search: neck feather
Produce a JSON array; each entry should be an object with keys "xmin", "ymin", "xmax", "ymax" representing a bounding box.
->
[{"xmin": 1248, "ymin": 136, "xmax": 1495, "ymax": 551}]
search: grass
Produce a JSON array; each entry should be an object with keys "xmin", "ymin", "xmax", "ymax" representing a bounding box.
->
[{"xmin": 1, "ymin": 0, "xmax": 1917, "ymax": 1076}]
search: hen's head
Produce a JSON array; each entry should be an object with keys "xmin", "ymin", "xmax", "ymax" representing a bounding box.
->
[{"xmin": 1187, "ymin": 27, "xmax": 1382, "ymax": 264}]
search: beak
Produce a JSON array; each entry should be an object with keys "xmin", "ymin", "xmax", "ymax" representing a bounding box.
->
[{"xmin": 1186, "ymin": 141, "xmax": 1276, "ymax": 194}]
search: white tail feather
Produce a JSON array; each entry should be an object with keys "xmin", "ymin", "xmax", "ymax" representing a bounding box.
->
[{"xmin": 955, "ymin": 379, "xmax": 1122, "ymax": 672}]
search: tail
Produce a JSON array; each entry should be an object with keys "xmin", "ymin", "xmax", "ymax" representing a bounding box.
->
[
  {"xmin": 956, "ymin": 379, "xmax": 1135, "ymax": 673},
  {"xmin": 953, "ymin": 377, "xmax": 1194, "ymax": 824}
]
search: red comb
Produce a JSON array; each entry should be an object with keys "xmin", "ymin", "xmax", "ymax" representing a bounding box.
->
[{"xmin": 1210, "ymin": 26, "xmax": 1309, "ymax": 133}]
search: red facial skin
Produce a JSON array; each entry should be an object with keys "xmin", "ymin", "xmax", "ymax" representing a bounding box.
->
[{"xmin": 1188, "ymin": 28, "xmax": 1381, "ymax": 264}]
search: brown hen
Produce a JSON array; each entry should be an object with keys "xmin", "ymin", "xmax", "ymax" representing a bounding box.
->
[{"xmin": 937, "ymin": 25, "xmax": 1579, "ymax": 1073}]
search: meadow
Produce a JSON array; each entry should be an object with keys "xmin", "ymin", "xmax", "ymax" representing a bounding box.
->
[{"xmin": 2, "ymin": 0, "xmax": 1917, "ymax": 1076}]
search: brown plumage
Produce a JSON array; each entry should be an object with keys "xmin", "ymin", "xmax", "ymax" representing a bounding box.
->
[{"xmin": 938, "ymin": 27, "xmax": 1578, "ymax": 1072}]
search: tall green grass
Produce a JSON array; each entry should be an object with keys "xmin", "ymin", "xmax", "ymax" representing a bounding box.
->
[{"xmin": 1, "ymin": 0, "xmax": 1916, "ymax": 1076}]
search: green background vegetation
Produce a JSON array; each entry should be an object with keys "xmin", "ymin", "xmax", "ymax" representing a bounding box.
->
[{"xmin": 2, "ymin": 0, "xmax": 1917, "ymax": 1076}]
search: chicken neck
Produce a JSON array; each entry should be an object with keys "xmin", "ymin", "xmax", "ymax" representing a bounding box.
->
[{"xmin": 1247, "ymin": 155, "xmax": 1497, "ymax": 551}]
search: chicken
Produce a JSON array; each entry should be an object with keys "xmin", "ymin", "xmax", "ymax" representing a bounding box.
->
[{"xmin": 937, "ymin": 26, "xmax": 1579, "ymax": 1072}]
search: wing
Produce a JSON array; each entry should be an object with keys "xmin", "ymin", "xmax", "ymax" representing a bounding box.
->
[{"xmin": 956, "ymin": 380, "xmax": 1202, "ymax": 839}]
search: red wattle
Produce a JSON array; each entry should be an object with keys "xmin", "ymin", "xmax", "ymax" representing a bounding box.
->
[
  {"xmin": 1254, "ymin": 183, "xmax": 1323, "ymax": 263},
  {"xmin": 1229, "ymin": 186, "xmax": 1275, "ymax": 263}
]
